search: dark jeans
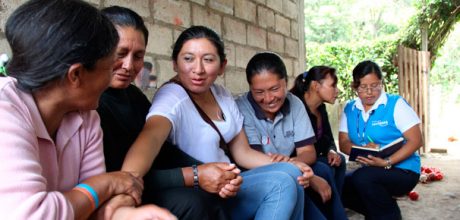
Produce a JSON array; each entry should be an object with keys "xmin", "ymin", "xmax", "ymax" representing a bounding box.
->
[
  {"xmin": 342, "ymin": 166, "xmax": 419, "ymax": 220},
  {"xmin": 305, "ymin": 162, "xmax": 347, "ymax": 220},
  {"xmin": 316, "ymin": 153, "xmax": 346, "ymax": 195},
  {"xmin": 143, "ymin": 187, "xmax": 229, "ymax": 220}
]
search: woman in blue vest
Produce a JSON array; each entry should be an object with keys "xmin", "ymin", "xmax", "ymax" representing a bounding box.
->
[{"xmin": 339, "ymin": 60, "xmax": 422, "ymax": 219}]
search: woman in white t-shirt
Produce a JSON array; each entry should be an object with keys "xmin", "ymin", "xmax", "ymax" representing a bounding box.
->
[{"xmin": 122, "ymin": 26, "xmax": 314, "ymax": 220}]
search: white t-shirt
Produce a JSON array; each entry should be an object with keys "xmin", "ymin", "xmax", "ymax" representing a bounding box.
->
[
  {"xmin": 147, "ymin": 83, "xmax": 244, "ymax": 163},
  {"xmin": 339, "ymin": 91, "xmax": 420, "ymax": 133}
]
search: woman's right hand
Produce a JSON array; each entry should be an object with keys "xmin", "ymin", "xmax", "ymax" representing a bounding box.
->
[
  {"xmin": 197, "ymin": 163, "xmax": 241, "ymax": 195},
  {"xmin": 106, "ymin": 171, "xmax": 144, "ymax": 205},
  {"xmin": 289, "ymin": 160, "xmax": 314, "ymax": 188}
]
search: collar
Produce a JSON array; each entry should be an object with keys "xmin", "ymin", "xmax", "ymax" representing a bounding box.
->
[
  {"xmin": 19, "ymin": 83, "xmax": 83, "ymax": 142},
  {"xmin": 247, "ymin": 92, "xmax": 291, "ymax": 120}
]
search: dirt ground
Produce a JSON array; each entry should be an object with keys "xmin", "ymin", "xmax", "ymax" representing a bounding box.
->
[{"xmin": 347, "ymin": 141, "xmax": 460, "ymax": 219}]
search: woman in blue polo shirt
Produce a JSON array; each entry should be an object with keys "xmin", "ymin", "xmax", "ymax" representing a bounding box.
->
[
  {"xmin": 236, "ymin": 52, "xmax": 347, "ymax": 220},
  {"xmin": 339, "ymin": 60, "xmax": 422, "ymax": 219}
]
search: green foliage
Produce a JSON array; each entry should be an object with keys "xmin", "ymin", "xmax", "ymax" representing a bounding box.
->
[
  {"xmin": 430, "ymin": 23, "xmax": 460, "ymax": 91},
  {"xmin": 304, "ymin": 0, "xmax": 460, "ymax": 102},
  {"xmin": 306, "ymin": 37, "xmax": 399, "ymax": 102},
  {"xmin": 400, "ymin": 0, "xmax": 460, "ymax": 59}
]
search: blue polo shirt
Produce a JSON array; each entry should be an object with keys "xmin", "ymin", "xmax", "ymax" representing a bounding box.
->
[{"xmin": 236, "ymin": 92, "xmax": 316, "ymax": 156}]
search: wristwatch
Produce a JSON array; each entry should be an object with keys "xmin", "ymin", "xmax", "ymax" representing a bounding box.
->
[{"xmin": 384, "ymin": 157, "xmax": 392, "ymax": 169}]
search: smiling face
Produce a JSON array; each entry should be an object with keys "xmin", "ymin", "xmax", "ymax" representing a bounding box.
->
[
  {"xmin": 110, "ymin": 26, "xmax": 146, "ymax": 89},
  {"xmin": 249, "ymin": 71, "xmax": 287, "ymax": 120},
  {"xmin": 355, "ymin": 72, "xmax": 382, "ymax": 109},
  {"xmin": 317, "ymin": 74, "xmax": 339, "ymax": 104},
  {"xmin": 173, "ymin": 38, "xmax": 226, "ymax": 94}
]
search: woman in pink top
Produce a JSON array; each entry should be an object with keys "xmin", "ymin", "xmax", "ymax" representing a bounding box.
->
[{"xmin": 0, "ymin": 0, "xmax": 175, "ymax": 219}]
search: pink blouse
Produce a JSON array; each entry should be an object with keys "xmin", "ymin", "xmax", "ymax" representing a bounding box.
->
[{"xmin": 0, "ymin": 77, "xmax": 105, "ymax": 219}]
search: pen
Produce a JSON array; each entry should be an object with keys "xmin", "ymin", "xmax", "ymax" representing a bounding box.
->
[{"xmin": 367, "ymin": 135, "xmax": 374, "ymax": 143}]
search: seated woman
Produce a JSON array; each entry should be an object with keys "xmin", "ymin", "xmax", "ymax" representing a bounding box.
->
[
  {"xmin": 235, "ymin": 52, "xmax": 347, "ymax": 220},
  {"xmin": 290, "ymin": 66, "xmax": 346, "ymax": 194},
  {"xmin": 0, "ymin": 0, "xmax": 175, "ymax": 219},
  {"xmin": 97, "ymin": 6, "xmax": 228, "ymax": 219},
  {"xmin": 122, "ymin": 25, "xmax": 314, "ymax": 220},
  {"xmin": 339, "ymin": 60, "xmax": 422, "ymax": 219}
]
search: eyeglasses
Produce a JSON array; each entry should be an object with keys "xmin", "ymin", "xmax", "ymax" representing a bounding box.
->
[{"xmin": 356, "ymin": 83, "xmax": 381, "ymax": 93}]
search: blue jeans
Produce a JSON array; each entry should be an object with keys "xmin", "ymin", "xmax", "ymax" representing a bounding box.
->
[{"xmin": 226, "ymin": 162, "xmax": 304, "ymax": 220}]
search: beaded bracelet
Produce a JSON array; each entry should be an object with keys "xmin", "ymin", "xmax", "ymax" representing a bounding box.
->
[
  {"xmin": 73, "ymin": 183, "xmax": 99, "ymax": 209},
  {"xmin": 192, "ymin": 164, "xmax": 199, "ymax": 188}
]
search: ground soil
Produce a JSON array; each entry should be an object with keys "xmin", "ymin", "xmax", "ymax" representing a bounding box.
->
[{"xmin": 347, "ymin": 141, "xmax": 460, "ymax": 219}]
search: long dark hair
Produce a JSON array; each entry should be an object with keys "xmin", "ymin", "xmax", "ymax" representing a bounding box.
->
[
  {"xmin": 290, "ymin": 66, "xmax": 337, "ymax": 99},
  {"xmin": 5, "ymin": 0, "xmax": 119, "ymax": 92}
]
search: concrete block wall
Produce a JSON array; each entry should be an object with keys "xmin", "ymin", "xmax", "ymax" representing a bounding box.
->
[{"xmin": 0, "ymin": 0, "xmax": 306, "ymax": 97}]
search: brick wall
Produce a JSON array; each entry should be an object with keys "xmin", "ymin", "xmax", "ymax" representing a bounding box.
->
[{"xmin": 0, "ymin": 0, "xmax": 305, "ymax": 98}]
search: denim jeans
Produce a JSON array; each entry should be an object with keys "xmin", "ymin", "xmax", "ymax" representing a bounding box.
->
[
  {"xmin": 226, "ymin": 162, "xmax": 304, "ymax": 220},
  {"xmin": 316, "ymin": 153, "xmax": 346, "ymax": 195},
  {"xmin": 307, "ymin": 161, "xmax": 347, "ymax": 220}
]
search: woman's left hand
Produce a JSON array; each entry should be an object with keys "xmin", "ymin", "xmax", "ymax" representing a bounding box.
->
[
  {"xmin": 289, "ymin": 160, "xmax": 314, "ymax": 188},
  {"xmin": 356, "ymin": 155, "xmax": 386, "ymax": 167},
  {"xmin": 267, "ymin": 152, "xmax": 290, "ymax": 162},
  {"xmin": 327, "ymin": 151, "xmax": 341, "ymax": 167}
]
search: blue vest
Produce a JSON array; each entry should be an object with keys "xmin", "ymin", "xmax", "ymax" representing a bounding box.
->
[{"xmin": 344, "ymin": 94, "xmax": 420, "ymax": 173}]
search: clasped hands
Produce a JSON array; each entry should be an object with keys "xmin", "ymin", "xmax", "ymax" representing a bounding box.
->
[{"xmin": 196, "ymin": 162, "xmax": 243, "ymax": 198}]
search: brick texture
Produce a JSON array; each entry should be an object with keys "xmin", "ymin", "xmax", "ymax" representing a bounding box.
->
[{"xmin": 0, "ymin": 0, "xmax": 305, "ymax": 96}]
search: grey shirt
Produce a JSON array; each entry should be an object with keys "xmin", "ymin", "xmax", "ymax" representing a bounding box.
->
[{"xmin": 236, "ymin": 92, "xmax": 316, "ymax": 156}]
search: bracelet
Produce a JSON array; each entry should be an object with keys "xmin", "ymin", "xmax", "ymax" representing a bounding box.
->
[
  {"xmin": 74, "ymin": 183, "xmax": 99, "ymax": 209},
  {"xmin": 384, "ymin": 157, "xmax": 392, "ymax": 170},
  {"xmin": 192, "ymin": 164, "xmax": 199, "ymax": 188}
]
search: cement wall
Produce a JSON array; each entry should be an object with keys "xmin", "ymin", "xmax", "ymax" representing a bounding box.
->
[{"xmin": 0, "ymin": 0, "xmax": 306, "ymax": 99}]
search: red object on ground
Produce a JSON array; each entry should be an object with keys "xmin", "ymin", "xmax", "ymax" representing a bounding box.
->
[
  {"xmin": 420, "ymin": 166, "xmax": 444, "ymax": 183},
  {"xmin": 408, "ymin": 191, "xmax": 419, "ymax": 201}
]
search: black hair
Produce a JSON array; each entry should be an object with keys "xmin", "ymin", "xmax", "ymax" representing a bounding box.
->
[
  {"xmin": 5, "ymin": 0, "xmax": 119, "ymax": 92},
  {"xmin": 245, "ymin": 52, "xmax": 287, "ymax": 84},
  {"xmin": 290, "ymin": 66, "xmax": 337, "ymax": 98},
  {"xmin": 172, "ymin": 26, "xmax": 226, "ymax": 63},
  {"xmin": 351, "ymin": 60, "xmax": 383, "ymax": 89},
  {"xmin": 102, "ymin": 6, "xmax": 149, "ymax": 45}
]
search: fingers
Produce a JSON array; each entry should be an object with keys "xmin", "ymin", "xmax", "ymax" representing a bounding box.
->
[
  {"xmin": 103, "ymin": 194, "xmax": 136, "ymax": 220},
  {"xmin": 297, "ymin": 176, "xmax": 310, "ymax": 188}
]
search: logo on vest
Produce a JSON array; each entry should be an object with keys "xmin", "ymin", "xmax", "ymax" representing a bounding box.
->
[{"xmin": 371, "ymin": 120, "xmax": 389, "ymax": 127}]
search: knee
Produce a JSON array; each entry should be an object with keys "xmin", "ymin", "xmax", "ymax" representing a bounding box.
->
[
  {"xmin": 271, "ymin": 162, "xmax": 303, "ymax": 178},
  {"xmin": 312, "ymin": 162, "xmax": 333, "ymax": 180}
]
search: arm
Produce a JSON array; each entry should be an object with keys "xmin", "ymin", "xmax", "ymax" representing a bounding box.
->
[
  {"xmin": 385, "ymin": 124, "xmax": 422, "ymax": 164},
  {"xmin": 229, "ymin": 129, "xmax": 276, "ymax": 169},
  {"xmin": 122, "ymin": 115, "xmax": 172, "ymax": 177},
  {"xmin": 293, "ymin": 145, "xmax": 317, "ymax": 165},
  {"xmin": 357, "ymin": 125, "xmax": 422, "ymax": 167},
  {"xmin": 339, "ymin": 132, "xmax": 353, "ymax": 155}
]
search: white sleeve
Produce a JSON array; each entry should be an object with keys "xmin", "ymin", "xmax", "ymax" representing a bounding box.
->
[
  {"xmin": 394, "ymin": 98, "xmax": 421, "ymax": 132},
  {"xmin": 339, "ymin": 106, "xmax": 348, "ymax": 133}
]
